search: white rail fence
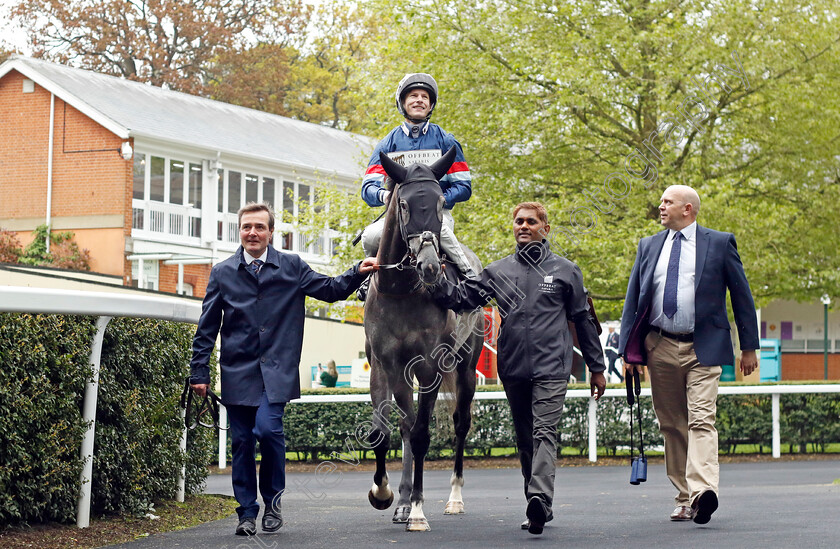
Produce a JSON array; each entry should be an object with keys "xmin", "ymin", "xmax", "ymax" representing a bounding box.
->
[
  {"xmin": 291, "ymin": 384, "xmax": 840, "ymax": 465},
  {"xmin": 2, "ymin": 287, "xmax": 838, "ymax": 529}
]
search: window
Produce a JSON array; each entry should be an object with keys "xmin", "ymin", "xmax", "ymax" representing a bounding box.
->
[
  {"xmin": 263, "ymin": 177, "xmax": 275, "ymax": 210},
  {"xmin": 189, "ymin": 163, "xmax": 202, "ymax": 208},
  {"xmin": 150, "ymin": 156, "xmax": 165, "ymax": 202},
  {"xmin": 169, "ymin": 160, "xmax": 185, "ymax": 205},
  {"xmin": 245, "ymin": 173, "xmax": 258, "ymax": 205},
  {"xmin": 283, "ymin": 181, "xmax": 294, "ymax": 220},
  {"xmin": 217, "ymin": 169, "xmax": 225, "ymax": 213},
  {"xmin": 228, "ymin": 171, "xmax": 241, "ymax": 214},
  {"xmin": 131, "ymin": 260, "xmax": 159, "ymax": 290},
  {"xmin": 133, "ymin": 154, "xmax": 145, "ymax": 200}
]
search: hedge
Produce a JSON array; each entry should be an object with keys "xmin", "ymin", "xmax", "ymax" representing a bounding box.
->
[
  {"xmin": 0, "ymin": 313, "xmax": 215, "ymax": 526},
  {"xmin": 282, "ymin": 385, "xmax": 840, "ymax": 461}
]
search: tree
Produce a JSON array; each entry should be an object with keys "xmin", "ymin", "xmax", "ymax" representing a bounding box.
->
[
  {"xmin": 207, "ymin": 1, "xmax": 384, "ymax": 130},
  {"xmin": 359, "ymin": 0, "xmax": 840, "ymax": 316},
  {"xmin": 203, "ymin": 1, "xmax": 309, "ymax": 114},
  {"xmin": 282, "ymin": 1, "xmax": 383, "ymax": 131},
  {"xmin": 11, "ymin": 0, "xmax": 274, "ymax": 94}
]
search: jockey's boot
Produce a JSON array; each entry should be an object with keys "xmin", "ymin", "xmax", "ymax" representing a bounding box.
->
[
  {"xmin": 460, "ymin": 266, "xmax": 478, "ymax": 280},
  {"xmin": 356, "ymin": 275, "xmax": 370, "ymax": 301}
]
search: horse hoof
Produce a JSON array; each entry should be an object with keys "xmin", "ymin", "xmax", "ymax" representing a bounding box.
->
[
  {"xmin": 368, "ymin": 489, "xmax": 394, "ymax": 510},
  {"xmin": 444, "ymin": 500, "xmax": 464, "ymax": 514},
  {"xmin": 392, "ymin": 505, "xmax": 410, "ymax": 523},
  {"xmin": 406, "ymin": 517, "xmax": 431, "ymax": 532}
]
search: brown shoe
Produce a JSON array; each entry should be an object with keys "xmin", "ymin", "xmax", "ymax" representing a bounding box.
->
[{"xmin": 670, "ymin": 505, "xmax": 694, "ymax": 521}]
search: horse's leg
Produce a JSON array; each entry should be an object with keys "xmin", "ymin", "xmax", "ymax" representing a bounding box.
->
[
  {"xmin": 391, "ymin": 384, "xmax": 416, "ymax": 524},
  {"xmin": 367, "ymin": 359, "xmax": 395, "ymax": 510},
  {"xmin": 406, "ymin": 385, "xmax": 440, "ymax": 532},
  {"xmin": 445, "ymin": 352, "xmax": 478, "ymax": 515}
]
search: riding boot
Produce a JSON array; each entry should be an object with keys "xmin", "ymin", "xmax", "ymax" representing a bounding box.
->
[{"xmin": 356, "ymin": 275, "xmax": 370, "ymax": 301}]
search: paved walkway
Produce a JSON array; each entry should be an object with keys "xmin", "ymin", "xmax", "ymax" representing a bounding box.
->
[{"xmin": 108, "ymin": 459, "xmax": 840, "ymax": 548}]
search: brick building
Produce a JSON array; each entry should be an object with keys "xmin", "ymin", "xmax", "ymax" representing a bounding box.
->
[{"xmin": 0, "ymin": 55, "xmax": 376, "ymax": 297}]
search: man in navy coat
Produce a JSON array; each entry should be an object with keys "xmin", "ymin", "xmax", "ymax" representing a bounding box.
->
[
  {"xmin": 618, "ymin": 185, "xmax": 758, "ymax": 525},
  {"xmin": 190, "ymin": 202, "xmax": 377, "ymax": 536}
]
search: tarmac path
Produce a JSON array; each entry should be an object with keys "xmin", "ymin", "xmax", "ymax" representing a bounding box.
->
[{"xmin": 108, "ymin": 459, "xmax": 840, "ymax": 549}]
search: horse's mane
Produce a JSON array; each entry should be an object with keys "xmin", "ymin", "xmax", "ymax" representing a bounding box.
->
[{"xmin": 384, "ymin": 175, "xmax": 396, "ymax": 192}]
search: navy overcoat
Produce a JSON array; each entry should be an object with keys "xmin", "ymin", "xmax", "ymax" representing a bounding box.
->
[
  {"xmin": 190, "ymin": 245, "xmax": 365, "ymax": 406},
  {"xmin": 618, "ymin": 225, "xmax": 759, "ymax": 367}
]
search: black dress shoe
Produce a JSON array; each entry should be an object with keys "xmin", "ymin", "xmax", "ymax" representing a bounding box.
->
[
  {"xmin": 235, "ymin": 517, "xmax": 256, "ymax": 536},
  {"xmin": 526, "ymin": 496, "xmax": 548, "ymax": 535},
  {"xmin": 262, "ymin": 509, "xmax": 283, "ymax": 532},
  {"xmin": 692, "ymin": 490, "xmax": 718, "ymax": 525},
  {"xmin": 521, "ymin": 519, "xmax": 530, "ymax": 530}
]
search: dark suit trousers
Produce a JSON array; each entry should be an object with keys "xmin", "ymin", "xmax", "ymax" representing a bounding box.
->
[
  {"xmin": 504, "ymin": 378, "xmax": 568, "ymax": 510},
  {"xmin": 227, "ymin": 391, "xmax": 287, "ymax": 519}
]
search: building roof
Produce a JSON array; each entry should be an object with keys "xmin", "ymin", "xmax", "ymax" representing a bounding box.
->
[{"xmin": 0, "ymin": 55, "xmax": 376, "ymax": 179}]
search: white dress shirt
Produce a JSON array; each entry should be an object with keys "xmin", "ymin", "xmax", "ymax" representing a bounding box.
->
[
  {"xmin": 244, "ymin": 250, "xmax": 268, "ymax": 265},
  {"xmin": 649, "ymin": 221, "xmax": 697, "ymax": 333}
]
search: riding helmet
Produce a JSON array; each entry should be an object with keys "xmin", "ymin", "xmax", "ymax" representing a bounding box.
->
[{"xmin": 395, "ymin": 73, "xmax": 438, "ymax": 119}]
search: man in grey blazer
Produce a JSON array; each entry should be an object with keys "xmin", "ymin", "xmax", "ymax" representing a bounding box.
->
[{"xmin": 618, "ymin": 185, "xmax": 759, "ymax": 525}]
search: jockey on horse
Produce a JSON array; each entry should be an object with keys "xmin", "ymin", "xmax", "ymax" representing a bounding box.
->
[{"xmin": 358, "ymin": 73, "xmax": 476, "ymax": 299}]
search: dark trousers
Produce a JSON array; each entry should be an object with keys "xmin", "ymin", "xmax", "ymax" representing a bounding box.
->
[
  {"xmin": 606, "ymin": 351, "xmax": 623, "ymax": 382},
  {"xmin": 503, "ymin": 378, "xmax": 568, "ymax": 510},
  {"xmin": 227, "ymin": 391, "xmax": 287, "ymax": 519}
]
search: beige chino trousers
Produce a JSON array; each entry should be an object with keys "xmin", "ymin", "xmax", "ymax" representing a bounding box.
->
[{"xmin": 644, "ymin": 331, "xmax": 722, "ymax": 507}]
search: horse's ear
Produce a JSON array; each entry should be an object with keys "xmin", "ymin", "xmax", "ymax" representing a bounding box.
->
[
  {"xmin": 379, "ymin": 152, "xmax": 407, "ymax": 184},
  {"xmin": 430, "ymin": 146, "xmax": 457, "ymax": 181}
]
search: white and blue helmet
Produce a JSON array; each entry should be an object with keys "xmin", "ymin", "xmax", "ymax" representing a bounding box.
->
[{"xmin": 395, "ymin": 73, "xmax": 438, "ymax": 119}]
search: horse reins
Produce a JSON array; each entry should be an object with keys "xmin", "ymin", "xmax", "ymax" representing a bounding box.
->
[{"xmin": 180, "ymin": 377, "xmax": 227, "ymax": 431}]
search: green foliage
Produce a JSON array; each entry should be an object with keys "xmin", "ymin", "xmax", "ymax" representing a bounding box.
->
[
  {"xmin": 717, "ymin": 395, "xmax": 773, "ymax": 453},
  {"xmin": 283, "ymin": 388, "xmax": 840, "ymax": 461},
  {"xmin": 0, "ymin": 229, "xmax": 22, "ymax": 263},
  {"xmin": 0, "ymin": 314, "xmax": 95, "ymax": 525},
  {"xmin": 92, "ymin": 318, "xmax": 215, "ymax": 516},
  {"xmin": 18, "ymin": 224, "xmax": 91, "ymax": 271},
  {"xmin": 0, "ymin": 314, "xmax": 214, "ymax": 526},
  {"xmin": 358, "ymin": 0, "xmax": 840, "ymax": 316}
]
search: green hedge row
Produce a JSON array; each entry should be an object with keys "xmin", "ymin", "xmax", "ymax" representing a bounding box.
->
[
  {"xmin": 283, "ymin": 387, "xmax": 840, "ymax": 460},
  {"xmin": 0, "ymin": 313, "xmax": 215, "ymax": 526}
]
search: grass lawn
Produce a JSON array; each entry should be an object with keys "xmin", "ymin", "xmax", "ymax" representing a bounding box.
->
[{"xmin": 0, "ymin": 494, "xmax": 238, "ymax": 549}]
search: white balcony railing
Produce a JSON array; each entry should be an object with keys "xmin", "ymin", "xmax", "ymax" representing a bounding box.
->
[{"xmin": 131, "ymin": 199, "xmax": 201, "ymax": 245}]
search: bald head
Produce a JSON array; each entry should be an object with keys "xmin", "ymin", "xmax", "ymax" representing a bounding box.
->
[{"xmin": 659, "ymin": 185, "xmax": 700, "ymax": 230}]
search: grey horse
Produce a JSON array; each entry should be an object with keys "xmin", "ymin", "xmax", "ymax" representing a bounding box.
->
[{"xmin": 364, "ymin": 147, "xmax": 484, "ymax": 531}]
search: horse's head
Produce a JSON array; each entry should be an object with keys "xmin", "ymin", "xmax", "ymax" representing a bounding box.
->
[{"xmin": 379, "ymin": 146, "xmax": 456, "ymax": 285}]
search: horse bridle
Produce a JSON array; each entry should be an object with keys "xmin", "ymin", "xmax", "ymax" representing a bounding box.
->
[{"xmin": 377, "ymin": 182, "xmax": 443, "ymax": 274}]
